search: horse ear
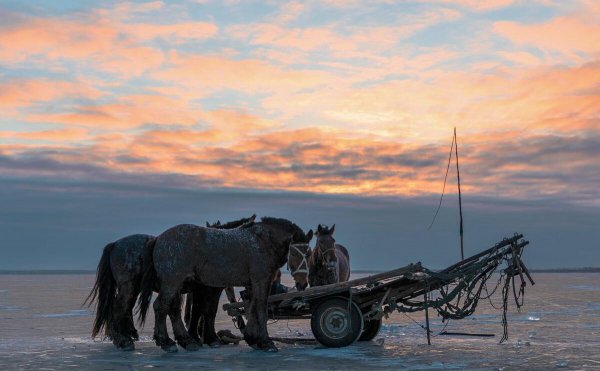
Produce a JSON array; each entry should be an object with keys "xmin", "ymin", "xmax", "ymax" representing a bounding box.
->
[
  {"xmin": 317, "ymin": 224, "xmax": 322, "ymax": 234},
  {"xmin": 306, "ymin": 229, "xmax": 313, "ymax": 242},
  {"xmin": 330, "ymin": 224, "xmax": 335, "ymax": 235},
  {"xmin": 206, "ymin": 221, "xmax": 210, "ymax": 227},
  {"xmin": 250, "ymin": 214, "xmax": 256, "ymax": 221}
]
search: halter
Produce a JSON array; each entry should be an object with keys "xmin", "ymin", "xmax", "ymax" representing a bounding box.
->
[
  {"xmin": 287, "ymin": 243, "xmax": 310, "ymax": 276},
  {"xmin": 315, "ymin": 240, "xmax": 336, "ymax": 261}
]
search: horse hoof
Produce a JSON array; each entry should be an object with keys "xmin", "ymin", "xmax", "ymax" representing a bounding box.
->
[
  {"xmin": 208, "ymin": 341, "xmax": 221, "ymax": 348},
  {"xmin": 161, "ymin": 344, "xmax": 178, "ymax": 353},
  {"xmin": 119, "ymin": 342, "xmax": 135, "ymax": 351},
  {"xmin": 185, "ymin": 343, "xmax": 200, "ymax": 351},
  {"xmin": 264, "ymin": 345, "xmax": 278, "ymax": 352}
]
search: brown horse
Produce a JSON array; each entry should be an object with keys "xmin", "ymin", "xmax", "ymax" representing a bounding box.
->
[
  {"xmin": 286, "ymin": 230, "xmax": 314, "ymax": 290},
  {"xmin": 308, "ymin": 224, "xmax": 350, "ymax": 287},
  {"xmin": 137, "ymin": 217, "xmax": 309, "ymax": 352}
]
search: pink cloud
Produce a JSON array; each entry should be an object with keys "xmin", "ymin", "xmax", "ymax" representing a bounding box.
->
[
  {"xmin": 494, "ymin": 16, "xmax": 600, "ymax": 56},
  {"xmin": 0, "ymin": 8, "xmax": 218, "ymax": 77},
  {"xmin": 120, "ymin": 22, "xmax": 218, "ymax": 43},
  {"xmin": 0, "ymin": 128, "xmax": 89, "ymax": 142},
  {"xmin": 0, "ymin": 79, "xmax": 102, "ymax": 109},
  {"xmin": 26, "ymin": 94, "xmax": 203, "ymax": 129},
  {"xmin": 154, "ymin": 53, "xmax": 334, "ymax": 94}
]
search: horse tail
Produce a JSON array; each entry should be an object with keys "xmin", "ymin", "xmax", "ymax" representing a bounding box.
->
[
  {"xmin": 137, "ymin": 238, "xmax": 157, "ymax": 327},
  {"xmin": 84, "ymin": 242, "xmax": 116, "ymax": 338}
]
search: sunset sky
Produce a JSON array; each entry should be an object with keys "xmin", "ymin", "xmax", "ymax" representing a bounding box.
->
[{"xmin": 1, "ymin": 1, "xmax": 599, "ymax": 270}]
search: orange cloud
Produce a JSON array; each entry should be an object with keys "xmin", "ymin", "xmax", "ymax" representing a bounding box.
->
[
  {"xmin": 0, "ymin": 128, "xmax": 89, "ymax": 142},
  {"xmin": 494, "ymin": 17, "xmax": 600, "ymax": 56},
  {"xmin": 228, "ymin": 9, "xmax": 460, "ymax": 55},
  {"xmin": 437, "ymin": 0, "xmax": 515, "ymax": 11},
  {"xmin": 154, "ymin": 53, "xmax": 334, "ymax": 94},
  {"xmin": 121, "ymin": 22, "xmax": 218, "ymax": 43},
  {"xmin": 0, "ymin": 79, "xmax": 102, "ymax": 109},
  {"xmin": 0, "ymin": 8, "xmax": 218, "ymax": 77},
  {"xmin": 26, "ymin": 94, "xmax": 203, "ymax": 129}
]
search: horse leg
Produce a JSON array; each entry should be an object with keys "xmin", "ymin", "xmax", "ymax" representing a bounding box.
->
[
  {"xmin": 169, "ymin": 294, "xmax": 200, "ymax": 351},
  {"xmin": 253, "ymin": 278, "xmax": 277, "ymax": 351},
  {"xmin": 110, "ymin": 282, "xmax": 135, "ymax": 350},
  {"xmin": 152, "ymin": 290, "xmax": 178, "ymax": 352},
  {"xmin": 125, "ymin": 288, "xmax": 139, "ymax": 341},
  {"xmin": 243, "ymin": 285, "xmax": 259, "ymax": 348},
  {"xmin": 186, "ymin": 290, "xmax": 203, "ymax": 343},
  {"xmin": 203, "ymin": 287, "xmax": 224, "ymax": 347}
]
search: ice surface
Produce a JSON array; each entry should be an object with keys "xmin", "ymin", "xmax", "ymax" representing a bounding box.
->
[{"xmin": 1, "ymin": 273, "xmax": 599, "ymax": 369}]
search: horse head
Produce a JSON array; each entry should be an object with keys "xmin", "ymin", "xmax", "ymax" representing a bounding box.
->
[
  {"xmin": 258, "ymin": 217, "xmax": 311, "ymax": 269},
  {"xmin": 287, "ymin": 229, "xmax": 313, "ymax": 291},
  {"xmin": 314, "ymin": 224, "xmax": 338, "ymax": 277}
]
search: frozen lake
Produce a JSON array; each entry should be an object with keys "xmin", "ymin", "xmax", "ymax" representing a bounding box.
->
[{"xmin": 1, "ymin": 273, "xmax": 599, "ymax": 370}]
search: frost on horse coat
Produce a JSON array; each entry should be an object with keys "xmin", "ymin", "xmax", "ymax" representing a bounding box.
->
[
  {"xmin": 137, "ymin": 217, "xmax": 308, "ymax": 352},
  {"xmin": 85, "ymin": 215, "xmax": 256, "ymax": 351}
]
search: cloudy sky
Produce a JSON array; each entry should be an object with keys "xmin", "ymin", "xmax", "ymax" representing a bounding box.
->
[{"xmin": 1, "ymin": 0, "xmax": 599, "ymax": 270}]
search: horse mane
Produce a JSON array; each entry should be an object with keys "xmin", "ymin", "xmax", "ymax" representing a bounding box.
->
[
  {"xmin": 209, "ymin": 214, "xmax": 256, "ymax": 229},
  {"xmin": 260, "ymin": 217, "xmax": 305, "ymax": 239}
]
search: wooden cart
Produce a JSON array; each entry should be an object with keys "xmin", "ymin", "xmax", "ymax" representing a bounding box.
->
[{"xmin": 224, "ymin": 234, "xmax": 533, "ymax": 347}]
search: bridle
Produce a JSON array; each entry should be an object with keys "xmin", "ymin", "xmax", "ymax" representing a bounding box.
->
[
  {"xmin": 315, "ymin": 238, "xmax": 337, "ymax": 268},
  {"xmin": 287, "ymin": 243, "xmax": 310, "ymax": 276}
]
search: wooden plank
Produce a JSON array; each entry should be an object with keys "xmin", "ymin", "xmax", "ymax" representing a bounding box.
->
[{"xmin": 223, "ymin": 263, "xmax": 422, "ymax": 311}]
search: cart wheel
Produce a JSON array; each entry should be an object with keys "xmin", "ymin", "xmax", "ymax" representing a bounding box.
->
[
  {"xmin": 311, "ymin": 297, "xmax": 364, "ymax": 348},
  {"xmin": 358, "ymin": 318, "xmax": 382, "ymax": 341}
]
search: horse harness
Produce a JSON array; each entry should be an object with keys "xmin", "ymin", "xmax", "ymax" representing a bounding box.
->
[
  {"xmin": 287, "ymin": 243, "xmax": 310, "ymax": 276},
  {"xmin": 314, "ymin": 240, "xmax": 337, "ymax": 267}
]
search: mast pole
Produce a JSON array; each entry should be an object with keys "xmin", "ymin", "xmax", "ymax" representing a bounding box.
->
[{"xmin": 454, "ymin": 127, "xmax": 464, "ymax": 260}]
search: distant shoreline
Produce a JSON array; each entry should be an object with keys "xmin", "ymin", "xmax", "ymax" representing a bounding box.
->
[
  {"xmin": 0, "ymin": 270, "xmax": 95, "ymax": 275},
  {"xmin": 1, "ymin": 268, "xmax": 599, "ymax": 275},
  {"xmin": 528, "ymin": 267, "xmax": 600, "ymax": 273}
]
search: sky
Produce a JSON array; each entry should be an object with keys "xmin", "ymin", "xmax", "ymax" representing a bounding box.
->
[{"xmin": 0, "ymin": 0, "xmax": 599, "ymax": 270}]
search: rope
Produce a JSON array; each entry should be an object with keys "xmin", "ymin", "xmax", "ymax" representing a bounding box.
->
[
  {"xmin": 427, "ymin": 133, "xmax": 455, "ymax": 230},
  {"xmin": 392, "ymin": 241, "xmax": 528, "ymax": 344}
]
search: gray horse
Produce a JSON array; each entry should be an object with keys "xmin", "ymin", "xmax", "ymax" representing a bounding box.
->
[
  {"xmin": 137, "ymin": 217, "xmax": 309, "ymax": 352},
  {"xmin": 84, "ymin": 215, "xmax": 255, "ymax": 350},
  {"xmin": 184, "ymin": 216, "xmax": 256, "ymax": 346}
]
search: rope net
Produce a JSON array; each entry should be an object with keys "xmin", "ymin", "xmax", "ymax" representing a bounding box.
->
[{"xmin": 388, "ymin": 236, "xmax": 531, "ymax": 343}]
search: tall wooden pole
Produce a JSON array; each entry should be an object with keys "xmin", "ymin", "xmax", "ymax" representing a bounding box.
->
[
  {"xmin": 424, "ymin": 291, "xmax": 431, "ymax": 345},
  {"xmin": 454, "ymin": 127, "xmax": 464, "ymax": 260}
]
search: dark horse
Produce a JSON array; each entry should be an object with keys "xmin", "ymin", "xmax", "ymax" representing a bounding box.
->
[
  {"xmin": 308, "ymin": 224, "xmax": 350, "ymax": 287},
  {"xmin": 137, "ymin": 217, "xmax": 309, "ymax": 352},
  {"xmin": 183, "ymin": 216, "xmax": 256, "ymax": 346},
  {"xmin": 84, "ymin": 234, "xmax": 154, "ymax": 350},
  {"xmin": 84, "ymin": 215, "xmax": 255, "ymax": 350}
]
